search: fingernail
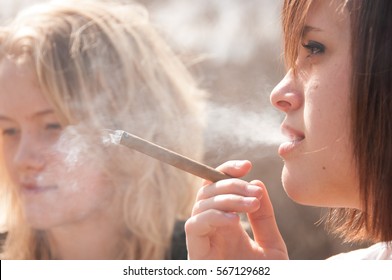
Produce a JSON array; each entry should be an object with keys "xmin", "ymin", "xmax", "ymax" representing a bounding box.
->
[
  {"xmin": 233, "ymin": 160, "xmax": 247, "ymax": 169},
  {"xmin": 224, "ymin": 212, "xmax": 238, "ymax": 219},
  {"xmin": 243, "ymin": 197, "xmax": 257, "ymax": 206},
  {"xmin": 247, "ymin": 184, "xmax": 263, "ymax": 198}
]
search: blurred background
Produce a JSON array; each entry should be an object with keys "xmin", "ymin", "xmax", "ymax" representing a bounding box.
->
[{"xmin": 0, "ymin": 0, "xmax": 366, "ymax": 259}]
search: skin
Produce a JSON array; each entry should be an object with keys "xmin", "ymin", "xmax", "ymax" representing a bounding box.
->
[
  {"xmin": 0, "ymin": 58, "xmax": 122, "ymax": 259},
  {"xmin": 185, "ymin": 0, "xmax": 359, "ymax": 259},
  {"xmin": 271, "ymin": 0, "xmax": 359, "ymax": 209}
]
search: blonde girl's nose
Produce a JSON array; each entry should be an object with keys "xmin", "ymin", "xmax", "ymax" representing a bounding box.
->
[{"xmin": 13, "ymin": 131, "xmax": 45, "ymax": 172}]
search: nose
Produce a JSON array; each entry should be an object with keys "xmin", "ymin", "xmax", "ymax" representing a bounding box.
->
[
  {"xmin": 270, "ymin": 69, "xmax": 303, "ymax": 113},
  {"xmin": 14, "ymin": 131, "xmax": 45, "ymax": 172}
]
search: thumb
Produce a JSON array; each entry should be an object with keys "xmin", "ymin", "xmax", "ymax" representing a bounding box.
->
[
  {"xmin": 247, "ymin": 180, "xmax": 288, "ymax": 257},
  {"xmin": 203, "ymin": 160, "xmax": 252, "ymax": 186},
  {"xmin": 216, "ymin": 160, "xmax": 253, "ymax": 178},
  {"xmin": 202, "ymin": 160, "xmax": 252, "ymax": 186}
]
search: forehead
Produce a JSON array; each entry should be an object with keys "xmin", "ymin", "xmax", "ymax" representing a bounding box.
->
[
  {"xmin": 0, "ymin": 57, "xmax": 35, "ymax": 85},
  {"xmin": 282, "ymin": 0, "xmax": 350, "ymax": 68},
  {"xmin": 303, "ymin": 0, "xmax": 351, "ymax": 52},
  {"xmin": 306, "ymin": 0, "xmax": 349, "ymax": 30},
  {"xmin": 0, "ymin": 58, "xmax": 49, "ymax": 114},
  {"xmin": 0, "ymin": 58, "xmax": 41, "ymax": 100}
]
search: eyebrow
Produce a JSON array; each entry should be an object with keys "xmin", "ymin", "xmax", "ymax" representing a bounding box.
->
[
  {"xmin": 302, "ymin": 25, "xmax": 324, "ymax": 37},
  {"xmin": 0, "ymin": 109, "xmax": 55, "ymax": 122}
]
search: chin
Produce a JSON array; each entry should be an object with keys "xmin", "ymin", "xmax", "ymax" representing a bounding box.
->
[
  {"xmin": 281, "ymin": 167, "xmax": 319, "ymax": 206},
  {"xmin": 24, "ymin": 213, "xmax": 57, "ymax": 230},
  {"xmin": 26, "ymin": 221, "xmax": 53, "ymax": 230},
  {"xmin": 283, "ymin": 185, "xmax": 312, "ymax": 206},
  {"xmin": 282, "ymin": 179, "xmax": 355, "ymax": 208}
]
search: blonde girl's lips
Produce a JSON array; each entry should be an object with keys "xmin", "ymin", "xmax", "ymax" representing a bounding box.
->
[{"xmin": 21, "ymin": 183, "xmax": 56, "ymax": 194}]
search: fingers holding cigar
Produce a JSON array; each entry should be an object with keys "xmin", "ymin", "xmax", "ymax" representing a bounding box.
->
[
  {"xmin": 193, "ymin": 177, "xmax": 264, "ymax": 216},
  {"xmin": 186, "ymin": 160, "xmax": 288, "ymax": 260},
  {"xmin": 197, "ymin": 159, "xmax": 262, "ymax": 204}
]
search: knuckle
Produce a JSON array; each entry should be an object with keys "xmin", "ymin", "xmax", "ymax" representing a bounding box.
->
[
  {"xmin": 192, "ymin": 199, "xmax": 204, "ymax": 214},
  {"xmin": 224, "ymin": 178, "xmax": 247, "ymax": 193},
  {"xmin": 184, "ymin": 218, "xmax": 196, "ymax": 232},
  {"xmin": 196, "ymin": 185, "xmax": 210, "ymax": 200}
]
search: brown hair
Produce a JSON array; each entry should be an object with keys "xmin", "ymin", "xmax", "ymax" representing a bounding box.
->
[{"xmin": 282, "ymin": 0, "xmax": 392, "ymax": 243}]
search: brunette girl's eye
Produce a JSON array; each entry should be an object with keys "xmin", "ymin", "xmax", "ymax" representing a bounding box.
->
[{"xmin": 301, "ymin": 40, "xmax": 325, "ymax": 56}]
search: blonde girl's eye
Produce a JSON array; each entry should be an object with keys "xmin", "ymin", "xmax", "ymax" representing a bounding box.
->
[
  {"xmin": 301, "ymin": 40, "xmax": 326, "ymax": 57},
  {"xmin": 45, "ymin": 123, "xmax": 63, "ymax": 131},
  {"xmin": 2, "ymin": 127, "xmax": 20, "ymax": 137}
]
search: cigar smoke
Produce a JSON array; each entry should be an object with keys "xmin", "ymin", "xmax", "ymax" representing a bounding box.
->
[
  {"xmin": 106, "ymin": 130, "xmax": 231, "ymax": 182},
  {"xmin": 203, "ymin": 102, "xmax": 285, "ymax": 160}
]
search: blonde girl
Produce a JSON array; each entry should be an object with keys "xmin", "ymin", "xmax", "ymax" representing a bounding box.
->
[{"xmin": 0, "ymin": 0, "xmax": 204, "ymax": 259}]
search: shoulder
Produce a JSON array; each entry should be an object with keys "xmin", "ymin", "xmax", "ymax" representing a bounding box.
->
[
  {"xmin": 328, "ymin": 242, "xmax": 392, "ymax": 260},
  {"xmin": 167, "ymin": 220, "xmax": 187, "ymax": 260}
]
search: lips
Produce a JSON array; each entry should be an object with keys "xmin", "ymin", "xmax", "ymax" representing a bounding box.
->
[
  {"xmin": 278, "ymin": 125, "xmax": 305, "ymax": 156},
  {"xmin": 21, "ymin": 182, "xmax": 56, "ymax": 194}
]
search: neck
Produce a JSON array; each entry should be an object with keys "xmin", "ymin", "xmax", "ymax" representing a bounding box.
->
[{"xmin": 46, "ymin": 209, "xmax": 124, "ymax": 259}]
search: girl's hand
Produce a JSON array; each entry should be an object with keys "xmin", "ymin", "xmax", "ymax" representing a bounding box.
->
[{"xmin": 185, "ymin": 160, "xmax": 288, "ymax": 259}]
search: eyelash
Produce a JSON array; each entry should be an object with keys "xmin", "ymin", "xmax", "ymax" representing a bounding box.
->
[
  {"xmin": 2, "ymin": 128, "xmax": 19, "ymax": 136},
  {"xmin": 1, "ymin": 123, "xmax": 62, "ymax": 137},
  {"xmin": 302, "ymin": 40, "xmax": 325, "ymax": 56},
  {"xmin": 45, "ymin": 123, "xmax": 62, "ymax": 130}
]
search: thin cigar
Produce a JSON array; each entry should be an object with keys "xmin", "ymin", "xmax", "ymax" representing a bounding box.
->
[{"xmin": 109, "ymin": 130, "xmax": 231, "ymax": 182}]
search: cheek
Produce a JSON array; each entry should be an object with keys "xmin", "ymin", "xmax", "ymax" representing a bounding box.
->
[
  {"xmin": 306, "ymin": 64, "xmax": 351, "ymax": 142},
  {"xmin": 48, "ymin": 147, "xmax": 102, "ymax": 186},
  {"xmin": 1, "ymin": 142, "xmax": 19, "ymax": 182},
  {"xmin": 66, "ymin": 169, "xmax": 115, "ymax": 220},
  {"xmin": 26, "ymin": 133, "xmax": 117, "ymax": 224},
  {"xmin": 47, "ymin": 148, "xmax": 114, "ymax": 205},
  {"xmin": 40, "ymin": 159, "xmax": 115, "ymax": 226}
]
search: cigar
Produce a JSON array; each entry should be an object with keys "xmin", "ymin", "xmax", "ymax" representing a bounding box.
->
[{"xmin": 108, "ymin": 130, "xmax": 231, "ymax": 182}]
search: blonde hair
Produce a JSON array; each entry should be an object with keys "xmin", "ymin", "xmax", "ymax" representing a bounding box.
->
[{"xmin": 0, "ymin": 0, "xmax": 205, "ymax": 259}]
